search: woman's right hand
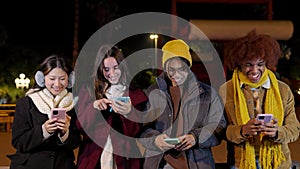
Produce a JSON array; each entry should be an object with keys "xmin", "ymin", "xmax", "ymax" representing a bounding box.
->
[
  {"xmin": 44, "ymin": 118, "xmax": 58, "ymax": 134},
  {"xmin": 93, "ymin": 98, "xmax": 113, "ymax": 110}
]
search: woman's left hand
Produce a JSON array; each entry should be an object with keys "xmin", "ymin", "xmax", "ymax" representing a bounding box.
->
[
  {"xmin": 56, "ymin": 115, "xmax": 71, "ymax": 136},
  {"xmin": 111, "ymin": 100, "xmax": 132, "ymax": 115}
]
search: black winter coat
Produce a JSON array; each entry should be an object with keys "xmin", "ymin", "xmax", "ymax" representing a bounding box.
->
[{"xmin": 8, "ymin": 96, "xmax": 81, "ymax": 169}]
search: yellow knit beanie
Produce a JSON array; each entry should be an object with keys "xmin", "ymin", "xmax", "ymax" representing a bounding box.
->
[{"xmin": 162, "ymin": 39, "xmax": 192, "ymax": 68}]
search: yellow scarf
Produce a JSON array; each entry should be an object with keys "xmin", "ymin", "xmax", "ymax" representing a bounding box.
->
[{"xmin": 232, "ymin": 68, "xmax": 285, "ymax": 169}]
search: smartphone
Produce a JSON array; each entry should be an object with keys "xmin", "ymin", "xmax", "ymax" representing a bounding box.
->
[
  {"xmin": 164, "ymin": 138, "xmax": 180, "ymax": 145},
  {"xmin": 115, "ymin": 96, "xmax": 130, "ymax": 103},
  {"xmin": 51, "ymin": 108, "xmax": 66, "ymax": 121},
  {"xmin": 257, "ymin": 114, "xmax": 273, "ymax": 123},
  {"xmin": 109, "ymin": 96, "xmax": 131, "ymax": 112}
]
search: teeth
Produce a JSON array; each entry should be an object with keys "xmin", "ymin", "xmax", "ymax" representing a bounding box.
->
[{"xmin": 250, "ymin": 74, "xmax": 259, "ymax": 78}]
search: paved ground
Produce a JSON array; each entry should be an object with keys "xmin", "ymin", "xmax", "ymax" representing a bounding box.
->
[{"xmin": 1, "ymin": 106, "xmax": 300, "ymax": 168}]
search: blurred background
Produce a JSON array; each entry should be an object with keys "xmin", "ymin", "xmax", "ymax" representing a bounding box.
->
[{"xmin": 0, "ymin": 0, "xmax": 300, "ymax": 103}]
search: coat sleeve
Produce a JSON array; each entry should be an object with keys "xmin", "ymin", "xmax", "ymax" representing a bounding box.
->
[
  {"xmin": 12, "ymin": 97, "xmax": 81, "ymax": 153},
  {"xmin": 189, "ymin": 89, "xmax": 227, "ymax": 148},
  {"xmin": 76, "ymin": 87, "xmax": 98, "ymax": 131},
  {"xmin": 60, "ymin": 109, "xmax": 81, "ymax": 150},
  {"xmin": 219, "ymin": 82, "xmax": 249, "ymax": 144},
  {"xmin": 138, "ymin": 88, "xmax": 166, "ymax": 152},
  {"xmin": 275, "ymin": 82, "xmax": 300, "ymax": 144},
  {"xmin": 11, "ymin": 97, "xmax": 46, "ymax": 152}
]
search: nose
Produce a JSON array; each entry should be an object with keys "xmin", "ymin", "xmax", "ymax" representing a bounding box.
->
[
  {"xmin": 173, "ymin": 70, "xmax": 181, "ymax": 76},
  {"xmin": 250, "ymin": 64, "xmax": 259, "ymax": 72},
  {"xmin": 109, "ymin": 69, "xmax": 115, "ymax": 76},
  {"xmin": 170, "ymin": 71, "xmax": 181, "ymax": 79},
  {"xmin": 54, "ymin": 79, "xmax": 61, "ymax": 86}
]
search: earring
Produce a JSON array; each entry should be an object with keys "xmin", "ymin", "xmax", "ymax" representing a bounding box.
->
[
  {"xmin": 67, "ymin": 71, "xmax": 75, "ymax": 89},
  {"xmin": 35, "ymin": 71, "xmax": 45, "ymax": 87}
]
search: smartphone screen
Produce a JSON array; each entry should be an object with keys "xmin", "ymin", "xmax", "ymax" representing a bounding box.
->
[
  {"xmin": 257, "ymin": 114, "xmax": 273, "ymax": 123},
  {"xmin": 109, "ymin": 97, "xmax": 131, "ymax": 112},
  {"xmin": 164, "ymin": 138, "xmax": 180, "ymax": 145},
  {"xmin": 51, "ymin": 108, "xmax": 66, "ymax": 121},
  {"xmin": 116, "ymin": 96, "xmax": 130, "ymax": 103}
]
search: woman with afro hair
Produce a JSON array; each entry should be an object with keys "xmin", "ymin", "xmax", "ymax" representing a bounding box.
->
[{"xmin": 219, "ymin": 29, "xmax": 300, "ymax": 169}]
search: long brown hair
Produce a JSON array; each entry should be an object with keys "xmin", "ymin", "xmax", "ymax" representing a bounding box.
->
[{"xmin": 94, "ymin": 45, "xmax": 129, "ymax": 99}]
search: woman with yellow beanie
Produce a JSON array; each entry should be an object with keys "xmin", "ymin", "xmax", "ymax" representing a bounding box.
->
[
  {"xmin": 219, "ymin": 30, "xmax": 300, "ymax": 169},
  {"xmin": 139, "ymin": 39, "xmax": 226, "ymax": 169}
]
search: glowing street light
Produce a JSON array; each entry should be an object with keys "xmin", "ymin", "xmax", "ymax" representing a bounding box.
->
[
  {"xmin": 150, "ymin": 34, "xmax": 158, "ymax": 67},
  {"xmin": 150, "ymin": 34, "xmax": 158, "ymax": 40},
  {"xmin": 15, "ymin": 73, "xmax": 30, "ymax": 89}
]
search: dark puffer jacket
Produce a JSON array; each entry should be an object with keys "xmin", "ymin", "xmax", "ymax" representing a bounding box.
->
[{"xmin": 140, "ymin": 74, "xmax": 227, "ymax": 169}]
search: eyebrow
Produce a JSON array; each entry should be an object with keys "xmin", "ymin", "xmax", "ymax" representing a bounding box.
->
[
  {"xmin": 245, "ymin": 61, "xmax": 266, "ymax": 65},
  {"xmin": 169, "ymin": 66, "xmax": 184, "ymax": 69},
  {"xmin": 48, "ymin": 75, "xmax": 67, "ymax": 79},
  {"xmin": 104, "ymin": 64, "xmax": 119, "ymax": 68}
]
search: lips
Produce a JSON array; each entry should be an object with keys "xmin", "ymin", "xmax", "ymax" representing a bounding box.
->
[
  {"xmin": 109, "ymin": 76, "xmax": 119, "ymax": 82},
  {"xmin": 107, "ymin": 76, "xmax": 120, "ymax": 84},
  {"xmin": 52, "ymin": 88, "xmax": 62, "ymax": 93},
  {"xmin": 109, "ymin": 77, "xmax": 117, "ymax": 81},
  {"xmin": 248, "ymin": 73, "xmax": 261, "ymax": 82}
]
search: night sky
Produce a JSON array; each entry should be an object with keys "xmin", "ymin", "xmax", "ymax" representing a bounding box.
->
[
  {"xmin": 0, "ymin": 1, "xmax": 74, "ymax": 57},
  {"xmin": 1, "ymin": 0, "xmax": 300, "ymax": 102},
  {"xmin": 0, "ymin": 0, "xmax": 299, "ymax": 60}
]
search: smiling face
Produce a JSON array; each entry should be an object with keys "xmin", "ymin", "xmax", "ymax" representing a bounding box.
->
[
  {"xmin": 241, "ymin": 58, "xmax": 266, "ymax": 83},
  {"xmin": 44, "ymin": 67, "xmax": 69, "ymax": 96},
  {"xmin": 166, "ymin": 57, "xmax": 189, "ymax": 86},
  {"xmin": 102, "ymin": 57, "xmax": 121, "ymax": 85}
]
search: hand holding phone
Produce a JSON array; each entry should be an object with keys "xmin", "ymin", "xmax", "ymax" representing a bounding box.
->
[
  {"xmin": 51, "ymin": 108, "xmax": 66, "ymax": 121},
  {"xmin": 115, "ymin": 96, "xmax": 130, "ymax": 103},
  {"xmin": 164, "ymin": 138, "xmax": 180, "ymax": 145},
  {"xmin": 257, "ymin": 114, "xmax": 273, "ymax": 123},
  {"xmin": 110, "ymin": 96, "xmax": 130, "ymax": 112}
]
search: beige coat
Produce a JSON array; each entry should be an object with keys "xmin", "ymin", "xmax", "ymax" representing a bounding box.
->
[{"xmin": 219, "ymin": 79, "xmax": 300, "ymax": 169}]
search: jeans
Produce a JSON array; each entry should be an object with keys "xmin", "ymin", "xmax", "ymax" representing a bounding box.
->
[{"xmin": 230, "ymin": 157, "xmax": 261, "ymax": 169}]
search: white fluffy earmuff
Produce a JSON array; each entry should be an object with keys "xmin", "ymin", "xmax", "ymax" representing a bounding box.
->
[
  {"xmin": 35, "ymin": 71, "xmax": 45, "ymax": 87},
  {"xmin": 34, "ymin": 70, "xmax": 75, "ymax": 88}
]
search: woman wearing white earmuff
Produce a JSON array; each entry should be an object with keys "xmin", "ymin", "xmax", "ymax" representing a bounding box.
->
[{"xmin": 8, "ymin": 54, "xmax": 81, "ymax": 169}]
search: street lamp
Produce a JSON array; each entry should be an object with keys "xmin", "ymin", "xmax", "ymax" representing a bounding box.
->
[
  {"xmin": 15, "ymin": 73, "xmax": 30, "ymax": 89},
  {"xmin": 150, "ymin": 34, "xmax": 158, "ymax": 68}
]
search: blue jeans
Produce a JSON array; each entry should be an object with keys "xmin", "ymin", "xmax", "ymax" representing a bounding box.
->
[{"xmin": 230, "ymin": 157, "xmax": 261, "ymax": 169}]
